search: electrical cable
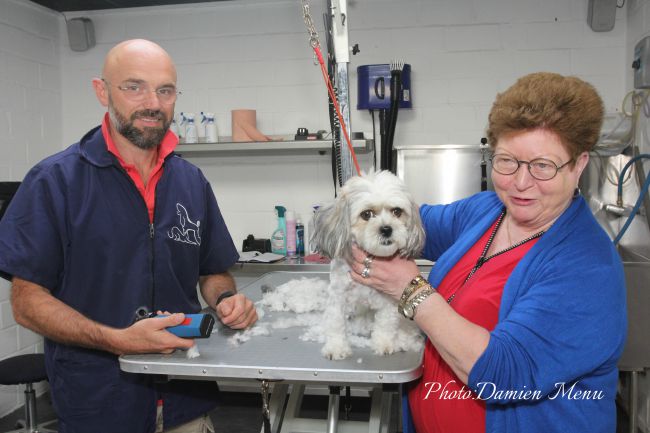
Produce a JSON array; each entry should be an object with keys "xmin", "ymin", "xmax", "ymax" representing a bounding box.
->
[
  {"xmin": 616, "ymin": 154, "xmax": 650, "ymax": 205},
  {"xmin": 613, "ymin": 153, "xmax": 650, "ymax": 244},
  {"xmin": 330, "ymin": 85, "xmax": 344, "ymax": 189},
  {"xmin": 613, "ymin": 165, "xmax": 650, "ymax": 244},
  {"xmin": 385, "ymin": 61, "xmax": 404, "ymax": 173},
  {"xmin": 370, "ymin": 109, "xmax": 378, "ymax": 169},
  {"xmin": 379, "ymin": 110, "xmax": 388, "ymax": 170}
]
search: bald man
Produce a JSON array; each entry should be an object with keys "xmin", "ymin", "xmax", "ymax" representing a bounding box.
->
[{"xmin": 0, "ymin": 39, "xmax": 257, "ymax": 433}]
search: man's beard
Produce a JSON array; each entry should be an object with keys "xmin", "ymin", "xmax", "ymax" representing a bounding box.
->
[{"xmin": 108, "ymin": 99, "xmax": 171, "ymax": 150}]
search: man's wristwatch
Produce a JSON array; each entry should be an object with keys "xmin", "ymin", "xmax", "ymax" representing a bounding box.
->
[
  {"xmin": 216, "ymin": 290, "xmax": 236, "ymax": 306},
  {"xmin": 398, "ymin": 286, "xmax": 436, "ymax": 320}
]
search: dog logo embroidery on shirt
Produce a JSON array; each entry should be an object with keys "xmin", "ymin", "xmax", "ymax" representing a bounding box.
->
[{"xmin": 167, "ymin": 203, "xmax": 201, "ymax": 246}]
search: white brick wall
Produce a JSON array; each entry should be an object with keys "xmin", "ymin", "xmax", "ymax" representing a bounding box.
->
[
  {"xmin": 82, "ymin": 0, "xmax": 621, "ymax": 249},
  {"xmin": 0, "ymin": 0, "xmax": 638, "ymax": 420},
  {"xmin": 0, "ymin": 0, "xmax": 60, "ymax": 418}
]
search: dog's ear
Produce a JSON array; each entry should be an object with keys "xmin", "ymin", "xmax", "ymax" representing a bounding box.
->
[
  {"xmin": 402, "ymin": 201, "xmax": 426, "ymax": 259},
  {"xmin": 311, "ymin": 196, "xmax": 351, "ymax": 259}
]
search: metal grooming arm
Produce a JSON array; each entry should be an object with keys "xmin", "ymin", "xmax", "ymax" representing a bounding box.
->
[{"xmin": 329, "ymin": 0, "xmax": 355, "ymax": 184}]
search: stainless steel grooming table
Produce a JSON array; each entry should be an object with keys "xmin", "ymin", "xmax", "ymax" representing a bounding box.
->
[{"xmin": 120, "ymin": 271, "xmax": 424, "ymax": 433}]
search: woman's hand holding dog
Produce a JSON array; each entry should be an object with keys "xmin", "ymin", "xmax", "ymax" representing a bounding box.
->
[{"xmin": 349, "ymin": 244, "xmax": 420, "ymax": 300}]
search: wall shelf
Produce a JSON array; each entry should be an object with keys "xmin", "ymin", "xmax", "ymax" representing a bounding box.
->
[{"xmin": 175, "ymin": 135, "xmax": 373, "ymax": 157}]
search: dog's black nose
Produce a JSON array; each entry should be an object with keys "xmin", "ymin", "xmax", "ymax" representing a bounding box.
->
[{"xmin": 380, "ymin": 225, "xmax": 393, "ymax": 237}]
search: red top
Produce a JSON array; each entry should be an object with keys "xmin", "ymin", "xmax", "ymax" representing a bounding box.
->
[
  {"xmin": 101, "ymin": 113, "xmax": 177, "ymax": 223},
  {"xmin": 408, "ymin": 217, "xmax": 540, "ymax": 433}
]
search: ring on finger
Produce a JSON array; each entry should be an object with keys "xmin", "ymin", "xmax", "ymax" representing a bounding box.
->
[
  {"xmin": 361, "ymin": 267, "xmax": 371, "ymax": 278},
  {"xmin": 363, "ymin": 255, "xmax": 374, "ymax": 267}
]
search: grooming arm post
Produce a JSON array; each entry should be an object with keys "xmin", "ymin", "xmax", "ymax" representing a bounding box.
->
[{"xmin": 330, "ymin": 0, "xmax": 355, "ymax": 184}]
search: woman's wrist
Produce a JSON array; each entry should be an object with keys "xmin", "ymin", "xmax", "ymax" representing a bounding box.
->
[
  {"xmin": 398, "ymin": 274, "xmax": 428, "ymax": 303},
  {"xmin": 398, "ymin": 275, "xmax": 437, "ymax": 320}
]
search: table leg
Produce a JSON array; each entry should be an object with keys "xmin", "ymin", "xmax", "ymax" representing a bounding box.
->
[
  {"xmin": 368, "ymin": 386, "xmax": 392, "ymax": 433},
  {"xmin": 327, "ymin": 386, "xmax": 341, "ymax": 433},
  {"xmin": 262, "ymin": 382, "xmax": 289, "ymax": 433},
  {"xmin": 629, "ymin": 370, "xmax": 638, "ymax": 433}
]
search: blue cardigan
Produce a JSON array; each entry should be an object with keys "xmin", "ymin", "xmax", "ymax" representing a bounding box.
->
[{"xmin": 404, "ymin": 191, "xmax": 627, "ymax": 433}]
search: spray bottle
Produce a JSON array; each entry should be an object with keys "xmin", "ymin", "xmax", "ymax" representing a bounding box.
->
[
  {"xmin": 271, "ymin": 205, "xmax": 287, "ymax": 255},
  {"xmin": 286, "ymin": 210, "xmax": 297, "ymax": 256},
  {"xmin": 183, "ymin": 113, "xmax": 198, "ymax": 144}
]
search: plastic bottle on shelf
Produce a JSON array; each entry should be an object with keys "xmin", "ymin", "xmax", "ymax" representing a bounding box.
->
[
  {"xmin": 177, "ymin": 113, "xmax": 186, "ymax": 143},
  {"xmin": 286, "ymin": 210, "xmax": 297, "ymax": 257},
  {"xmin": 296, "ymin": 217, "xmax": 304, "ymax": 256},
  {"xmin": 184, "ymin": 113, "xmax": 198, "ymax": 144},
  {"xmin": 170, "ymin": 117, "xmax": 180, "ymax": 138},
  {"xmin": 271, "ymin": 206, "xmax": 287, "ymax": 255},
  {"xmin": 197, "ymin": 111, "xmax": 207, "ymax": 142},
  {"xmin": 202, "ymin": 112, "xmax": 219, "ymax": 143},
  {"xmin": 308, "ymin": 205, "xmax": 320, "ymax": 254}
]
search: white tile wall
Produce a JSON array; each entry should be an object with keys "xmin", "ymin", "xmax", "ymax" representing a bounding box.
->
[{"xmin": 0, "ymin": 0, "xmax": 640, "ymax": 420}]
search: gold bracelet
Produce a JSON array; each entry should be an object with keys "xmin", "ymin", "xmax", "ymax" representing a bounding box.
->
[
  {"xmin": 399, "ymin": 286, "xmax": 436, "ymax": 320},
  {"xmin": 398, "ymin": 275, "xmax": 428, "ymax": 306}
]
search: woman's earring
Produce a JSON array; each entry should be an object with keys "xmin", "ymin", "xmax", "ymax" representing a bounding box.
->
[{"xmin": 573, "ymin": 187, "xmax": 581, "ymax": 198}]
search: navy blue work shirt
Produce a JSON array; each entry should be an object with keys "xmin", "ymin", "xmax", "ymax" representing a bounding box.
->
[{"xmin": 0, "ymin": 125, "xmax": 239, "ymax": 433}]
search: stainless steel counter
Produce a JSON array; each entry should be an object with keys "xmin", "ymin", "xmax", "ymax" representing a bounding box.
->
[
  {"xmin": 121, "ymin": 271, "xmax": 423, "ymax": 384},
  {"xmin": 229, "ymin": 257, "xmax": 434, "ymax": 275},
  {"xmin": 121, "ymin": 269, "xmax": 424, "ymax": 433}
]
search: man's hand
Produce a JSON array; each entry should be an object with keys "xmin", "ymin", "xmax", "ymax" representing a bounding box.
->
[
  {"xmin": 215, "ymin": 294, "xmax": 257, "ymax": 329},
  {"xmin": 109, "ymin": 313, "xmax": 195, "ymax": 355}
]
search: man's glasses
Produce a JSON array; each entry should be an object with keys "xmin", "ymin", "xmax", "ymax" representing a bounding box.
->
[
  {"xmin": 490, "ymin": 154, "xmax": 574, "ymax": 181},
  {"xmin": 102, "ymin": 78, "xmax": 180, "ymax": 105}
]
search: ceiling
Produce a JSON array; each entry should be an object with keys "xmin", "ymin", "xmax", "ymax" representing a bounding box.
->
[{"xmin": 31, "ymin": 0, "xmax": 232, "ymax": 12}]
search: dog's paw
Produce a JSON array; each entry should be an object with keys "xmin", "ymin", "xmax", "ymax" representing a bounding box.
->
[
  {"xmin": 321, "ymin": 342, "xmax": 352, "ymax": 360},
  {"xmin": 371, "ymin": 337, "xmax": 398, "ymax": 356},
  {"xmin": 376, "ymin": 346, "xmax": 397, "ymax": 356}
]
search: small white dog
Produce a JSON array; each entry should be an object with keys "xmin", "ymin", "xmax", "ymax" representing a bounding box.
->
[{"xmin": 312, "ymin": 170, "xmax": 426, "ymax": 360}]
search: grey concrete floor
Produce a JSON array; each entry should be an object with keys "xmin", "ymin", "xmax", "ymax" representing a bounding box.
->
[
  {"xmin": 0, "ymin": 390, "xmax": 637, "ymax": 433},
  {"xmin": 0, "ymin": 390, "xmax": 396, "ymax": 433}
]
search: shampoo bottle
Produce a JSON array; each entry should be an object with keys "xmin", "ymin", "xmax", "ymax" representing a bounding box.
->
[
  {"xmin": 271, "ymin": 205, "xmax": 287, "ymax": 255},
  {"xmin": 286, "ymin": 211, "xmax": 297, "ymax": 256}
]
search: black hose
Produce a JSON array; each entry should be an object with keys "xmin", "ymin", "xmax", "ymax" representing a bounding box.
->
[
  {"xmin": 379, "ymin": 110, "xmax": 389, "ymax": 170},
  {"xmin": 386, "ymin": 67, "xmax": 402, "ymax": 173}
]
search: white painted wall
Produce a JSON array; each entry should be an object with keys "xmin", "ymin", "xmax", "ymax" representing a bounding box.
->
[
  {"xmin": 0, "ymin": 0, "xmax": 637, "ymax": 420},
  {"xmin": 0, "ymin": 0, "xmax": 61, "ymax": 418}
]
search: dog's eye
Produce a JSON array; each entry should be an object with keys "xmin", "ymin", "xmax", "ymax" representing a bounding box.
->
[
  {"xmin": 392, "ymin": 208, "xmax": 403, "ymax": 218},
  {"xmin": 360, "ymin": 210, "xmax": 375, "ymax": 221}
]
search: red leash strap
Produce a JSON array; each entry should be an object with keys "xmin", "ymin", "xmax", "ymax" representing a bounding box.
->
[{"xmin": 312, "ymin": 45, "xmax": 362, "ymax": 176}]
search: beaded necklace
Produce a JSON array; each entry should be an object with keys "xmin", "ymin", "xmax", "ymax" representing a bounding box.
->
[{"xmin": 446, "ymin": 209, "xmax": 545, "ymax": 304}]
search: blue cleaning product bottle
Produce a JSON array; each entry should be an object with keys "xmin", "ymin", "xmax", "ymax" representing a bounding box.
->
[
  {"xmin": 296, "ymin": 217, "xmax": 305, "ymax": 256},
  {"xmin": 271, "ymin": 205, "xmax": 287, "ymax": 255}
]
